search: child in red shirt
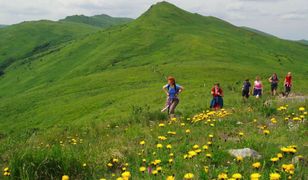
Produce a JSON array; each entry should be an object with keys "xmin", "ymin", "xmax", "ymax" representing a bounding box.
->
[
  {"xmin": 284, "ymin": 72, "xmax": 292, "ymax": 97},
  {"xmin": 210, "ymin": 83, "xmax": 224, "ymax": 110}
]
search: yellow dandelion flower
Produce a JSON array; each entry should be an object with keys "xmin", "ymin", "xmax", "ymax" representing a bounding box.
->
[
  {"xmin": 299, "ymin": 107, "xmax": 305, "ymax": 111},
  {"xmin": 157, "ymin": 144, "xmax": 163, "ymax": 148},
  {"xmin": 239, "ymin": 132, "xmax": 244, "ymax": 136},
  {"xmin": 166, "ymin": 175, "xmax": 175, "ymax": 180},
  {"xmin": 263, "ymin": 130, "xmax": 270, "ymax": 135},
  {"xmin": 152, "ymin": 170, "xmax": 158, "ymax": 175},
  {"xmin": 270, "ymin": 173, "xmax": 281, "ymax": 180},
  {"xmin": 185, "ymin": 129, "xmax": 191, "ymax": 134},
  {"xmin": 159, "ymin": 123, "xmax": 165, "ymax": 127},
  {"xmin": 206, "ymin": 153, "xmax": 212, "ymax": 158},
  {"xmin": 139, "ymin": 166, "xmax": 146, "ymax": 173},
  {"xmin": 252, "ymin": 162, "xmax": 261, "ymax": 169},
  {"xmin": 204, "ymin": 166, "xmax": 209, "ymax": 173},
  {"xmin": 62, "ymin": 175, "xmax": 70, "ymax": 180},
  {"xmin": 139, "ymin": 140, "xmax": 145, "ymax": 145},
  {"xmin": 250, "ymin": 173, "xmax": 261, "ymax": 180},
  {"xmin": 166, "ymin": 144, "xmax": 172, "ymax": 149},
  {"xmin": 277, "ymin": 153, "xmax": 283, "ymax": 159},
  {"xmin": 270, "ymin": 157, "xmax": 279, "ymax": 162},
  {"xmin": 203, "ymin": 145, "xmax": 209, "ymax": 150},
  {"xmin": 232, "ymin": 173, "xmax": 242, "ymax": 179},
  {"xmin": 236, "ymin": 156, "xmax": 243, "ymax": 162},
  {"xmin": 193, "ymin": 144, "xmax": 199, "ymax": 149},
  {"xmin": 184, "ymin": 173, "xmax": 194, "ymax": 179},
  {"xmin": 218, "ymin": 172, "xmax": 228, "ymax": 180}
]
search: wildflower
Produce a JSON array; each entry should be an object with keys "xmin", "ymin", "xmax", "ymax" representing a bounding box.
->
[
  {"xmin": 62, "ymin": 175, "xmax": 70, "ymax": 180},
  {"xmin": 158, "ymin": 136, "xmax": 167, "ymax": 141},
  {"xmin": 159, "ymin": 123, "xmax": 165, "ymax": 127},
  {"xmin": 153, "ymin": 159, "xmax": 161, "ymax": 165},
  {"xmin": 208, "ymin": 134, "xmax": 214, "ymax": 138},
  {"xmin": 168, "ymin": 158, "xmax": 173, "ymax": 164},
  {"xmin": 121, "ymin": 171, "xmax": 131, "ymax": 178},
  {"xmin": 142, "ymin": 158, "xmax": 146, "ymax": 163},
  {"xmin": 188, "ymin": 150, "xmax": 197, "ymax": 158},
  {"xmin": 239, "ymin": 132, "xmax": 244, "ymax": 137},
  {"xmin": 167, "ymin": 131, "xmax": 176, "ymax": 135},
  {"xmin": 194, "ymin": 149, "xmax": 202, "ymax": 154},
  {"xmin": 152, "ymin": 170, "xmax": 158, "ymax": 175},
  {"xmin": 184, "ymin": 173, "xmax": 194, "ymax": 179},
  {"xmin": 207, "ymin": 141, "xmax": 212, "ymax": 146},
  {"xmin": 253, "ymin": 119, "xmax": 257, "ymax": 123},
  {"xmin": 193, "ymin": 144, "xmax": 199, "ymax": 149},
  {"xmin": 166, "ymin": 144, "xmax": 172, "ymax": 149},
  {"xmin": 299, "ymin": 107, "xmax": 305, "ymax": 111},
  {"xmin": 218, "ymin": 172, "xmax": 228, "ymax": 180},
  {"xmin": 282, "ymin": 164, "xmax": 295, "ymax": 174},
  {"xmin": 206, "ymin": 153, "xmax": 212, "ymax": 158},
  {"xmin": 169, "ymin": 153, "xmax": 174, "ymax": 157},
  {"xmin": 270, "ymin": 173, "xmax": 281, "ymax": 180},
  {"xmin": 202, "ymin": 145, "xmax": 209, "ymax": 150},
  {"xmin": 156, "ymin": 166, "xmax": 162, "ymax": 172},
  {"xmin": 277, "ymin": 153, "xmax": 283, "ymax": 159},
  {"xmin": 204, "ymin": 166, "xmax": 209, "ymax": 173},
  {"xmin": 250, "ymin": 173, "xmax": 261, "ymax": 180},
  {"xmin": 171, "ymin": 117, "xmax": 177, "ymax": 121},
  {"xmin": 270, "ymin": 157, "xmax": 279, "ymax": 162},
  {"xmin": 157, "ymin": 144, "xmax": 163, "ymax": 148},
  {"xmin": 271, "ymin": 118, "xmax": 277, "ymax": 123},
  {"xmin": 263, "ymin": 130, "xmax": 270, "ymax": 135},
  {"xmin": 181, "ymin": 123, "xmax": 186, "ymax": 126},
  {"xmin": 113, "ymin": 158, "xmax": 119, "ymax": 163},
  {"xmin": 82, "ymin": 163, "xmax": 87, "ymax": 167},
  {"xmin": 185, "ymin": 129, "xmax": 191, "ymax": 134},
  {"xmin": 236, "ymin": 156, "xmax": 243, "ymax": 162},
  {"xmin": 107, "ymin": 163, "xmax": 113, "ymax": 167},
  {"xmin": 139, "ymin": 166, "xmax": 146, "ymax": 173},
  {"xmin": 252, "ymin": 162, "xmax": 261, "ymax": 169},
  {"xmin": 139, "ymin": 140, "xmax": 145, "ymax": 145},
  {"xmin": 232, "ymin": 173, "xmax": 242, "ymax": 179},
  {"xmin": 166, "ymin": 175, "xmax": 175, "ymax": 180}
]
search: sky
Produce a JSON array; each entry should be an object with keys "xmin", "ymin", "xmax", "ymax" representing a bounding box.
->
[{"xmin": 0, "ymin": 0, "xmax": 307, "ymax": 40}]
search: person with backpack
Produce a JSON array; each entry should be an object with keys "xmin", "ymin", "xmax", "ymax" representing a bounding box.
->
[
  {"xmin": 268, "ymin": 73, "xmax": 279, "ymax": 96},
  {"xmin": 161, "ymin": 76, "xmax": 184, "ymax": 118},
  {"xmin": 210, "ymin": 83, "xmax": 224, "ymax": 110},
  {"xmin": 253, "ymin": 76, "xmax": 263, "ymax": 98},
  {"xmin": 284, "ymin": 72, "xmax": 292, "ymax": 97},
  {"xmin": 242, "ymin": 79, "xmax": 251, "ymax": 100}
]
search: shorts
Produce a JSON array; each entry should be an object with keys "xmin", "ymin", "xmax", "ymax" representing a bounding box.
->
[
  {"xmin": 253, "ymin": 89, "xmax": 262, "ymax": 96},
  {"xmin": 242, "ymin": 90, "xmax": 249, "ymax": 98},
  {"xmin": 271, "ymin": 83, "xmax": 278, "ymax": 91}
]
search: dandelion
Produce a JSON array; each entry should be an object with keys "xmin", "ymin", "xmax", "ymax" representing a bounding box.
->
[
  {"xmin": 236, "ymin": 156, "xmax": 243, "ymax": 162},
  {"xmin": 166, "ymin": 175, "xmax": 175, "ymax": 180},
  {"xmin": 107, "ymin": 163, "xmax": 113, "ymax": 167},
  {"xmin": 152, "ymin": 170, "xmax": 158, "ymax": 175},
  {"xmin": 159, "ymin": 123, "xmax": 165, "ymax": 127},
  {"xmin": 270, "ymin": 157, "xmax": 279, "ymax": 163},
  {"xmin": 204, "ymin": 166, "xmax": 209, "ymax": 173},
  {"xmin": 184, "ymin": 173, "xmax": 194, "ymax": 179},
  {"xmin": 142, "ymin": 158, "xmax": 146, "ymax": 163},
  {"xmin": 167, "ymin": 131, "xmax": 177, "ymax": 135},
  {"xmin": 193, "ymin": 144, "xmax": 199, "ymax": 149},
  {"xmin": 232, "ymin": 173, "xmax": 242, "ymax": 179},
  {"xmin": 166, "ymin": 144, "xmax": 172, "ymax": 149},
  {"xmin": 271, "ymin": 118, "xmax": 277, "ymax": 123},
  {"xmin": 252, "ymin": 162, "xmax": 261, "ymax": 169},
  {"xmin": 62, "ymin": 175, "xmax": 70, "ymax": 180},
  {"xmin": 238, "ymin": 132, "xmax": 244, "ymax": 137},
  {"xmin": 277, "ymin": 153, "xmax": 283, "ymax": 159},
  {"xmin": 121, "ymin": 171, "xmax": 131, "ymax": 179},
  {"xmin": 218, "ymin": 173, "xmax": 228, "ymax": 180},
  {"xmin": 168, "ymin": 158, "xmax": 173, "ymax": 164},
  {"xmin": 113, "ymin": 158, "xmax": 119, "ymax": 163},
  {"xmin": 139, "ymin": 166, "xmax": 146, "ymax": 173},
  {"xmin": 82, "ymin": 163, "xmax": 87, "ymax": 167},
  {"xmin": 299, "ymin": 107, "xmax": 305, "ymax": 111},
  {"xmin": 139, "ymin": 140, "xmax": 145, "ymax": 145},
  {"xmin": 169, "ymin": 153, "xmax": 174, "ymax": 157},
  {"xmin": 207, "ymin": 141, "xmax": 212, "ymax": 146},
  {"xmin": 250, "ymin": 173, "xmax": 261, "ymax": 180},
  {"xmin": 208, "ymin": 134, "xmax": 214, "ymax": 138},
  {"xmin": 185, "ymin": 129, "xmax": 191, "ymax": 134},
  {"xmin": 156, "ymin": 166, "xmax": 162, "ymax": 172},
  {"xmin": 282, "ymin": 164, "xmax": 295, "ymax": 174},
  {"xmin": 263, "ymin": 129, "xmax": 270, "ymax": 135},
  {"xmin": 157, "ymin": 143, "xmax": 163, "ymax": 148},
  {"xmin": 206, "ymin": 153, "xmax": 212, "ymax": 158},
  {"xmin": 202, "ymin": 145, "xmax": 209, "ymax": 150},
  {"xmin": 158, "ymin": 136, "xmax": 167, "ymax": 141},
  {"xmin": 270, "ymin": 173, "xmax": 281, "ymax": 180},
  {"xmin": 181, "ymin": 123, "xmax": 186, "ymax": 126}
]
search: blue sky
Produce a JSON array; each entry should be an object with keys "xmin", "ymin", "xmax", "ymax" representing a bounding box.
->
[{"xmin": 0, "ymin": 0, "xmax": 307, "ymax": 40}]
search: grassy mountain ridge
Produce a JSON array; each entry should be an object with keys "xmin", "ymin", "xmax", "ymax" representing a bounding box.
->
[
  {"xmin": 298, "ymin": 39, "xmax": 308, "ymax": 45},
  {"xmin": 0, "ymin": 20, "xmax": 100, "ymax": 75},
  {"xmin": 60, "ymin": 14, "xmax": 133, "ymax": 28},
  {"xmin": 0, "ymin": 1, "xmax": 307, "ymax": 179}
]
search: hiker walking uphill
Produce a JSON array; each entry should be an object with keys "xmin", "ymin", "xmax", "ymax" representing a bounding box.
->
[
  {"xmin": 161, "ymin": 76, "xmax": 184, "ymax": 119},
  {"xmin": 268, "ymin": 73, "xmax": 279, "ymax": 96},
  {"xmin": 284, "ymin": 72, "xmax": 292, "ymax": 97},
  {"xmin": 242, "ymin": 79, "xmax": 251, "ymax": 100},
  {"xmin": 253, "ymin": 76, "xmax": 263, "ymax": 98},
  {"xmin": 210, "ymin": 83, "xmax": 224, "ymax": 110}
]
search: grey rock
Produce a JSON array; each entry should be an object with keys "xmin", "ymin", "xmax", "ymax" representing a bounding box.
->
[{"xmin": 228, "ymin": 148, "xmax": 261, "ymax": 159}]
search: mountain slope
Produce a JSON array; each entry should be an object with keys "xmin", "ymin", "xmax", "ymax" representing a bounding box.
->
[
  {"xmin": 241, "ymin": 26, "xmax": 276, "ymax": 38},
  {"xmin": 298, "ymin": 39, "xmax": 308, "ymax": 45},
  {"xmin": 60, "ymin": 14, "xmax": 133, "ymax": 28},
  {"xmin": 0, "ymin": 20, "xmax": 99, "ymax": 74},
  {"xmin": 0, "ymin": 2, "xmax": 307, "ymax": 178}
]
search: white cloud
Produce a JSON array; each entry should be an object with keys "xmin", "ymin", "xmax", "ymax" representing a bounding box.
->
[{"xmin": 0, "ymin": 0, "xmax": 307, "ymax": 40}]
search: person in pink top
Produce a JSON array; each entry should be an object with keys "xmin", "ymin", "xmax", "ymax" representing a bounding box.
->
[{"xmin": 253, "ymin": 76, "xmax": 263, "ymax": 98}]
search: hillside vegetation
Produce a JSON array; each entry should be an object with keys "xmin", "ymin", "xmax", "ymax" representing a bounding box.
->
[
  {"xmin": 0, "ymin": 1, "xmax": 307, "ymax": 179},
  {"xmin": 60, "ymin": 14, "xmax": 133, "ymax": 28}
]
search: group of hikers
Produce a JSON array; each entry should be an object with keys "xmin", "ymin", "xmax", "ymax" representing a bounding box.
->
[{"xmin": 161, "ymin": 72, "xmax": 293, "ymax": 118}]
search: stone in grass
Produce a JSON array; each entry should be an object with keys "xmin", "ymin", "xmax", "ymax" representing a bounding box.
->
[
  {"xmin": 292, "ymin": 155, "xmax": 304, "ymax": 164},
  {"xmin": 228, "ymin": 148, "xmax": 261, "ymax": 159}
]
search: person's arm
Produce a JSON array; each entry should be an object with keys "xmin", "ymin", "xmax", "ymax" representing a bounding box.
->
[
  {"xmin": 268, "ymin": 77, "xmax": 272, "ymax": 83},
  {"xmin": 162, "ymin": 85, "xmax": 169, "ymax": 96},
  {"xmin": 220, "ymin": 89, "xmax": 224, "ymax": 97}
]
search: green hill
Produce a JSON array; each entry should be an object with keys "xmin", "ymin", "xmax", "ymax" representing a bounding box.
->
[
  {"xmin": 0, "ymin": 20, "xmax": 99, "ymax": 75},
  {"xmin": 0, "ymin": 1, "xmax": 307, "ymax": 179},
  {"xmin": 298, "ymin": 39, "xmax": 308, "ymax": 45},
  {"xmin": 241, "ymin": 26, "xmax": 276, "ymax": 38},
  {"xmin": 60, "ymin": 14, "xmax": 133, "ymax": 28}
]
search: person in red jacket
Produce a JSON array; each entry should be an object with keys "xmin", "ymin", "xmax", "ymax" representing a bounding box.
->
[
  {"xmin": 210, "ymin": 83, "xmax": 224, "ymax": 110},
  {"xmin": 284, "ymin": 72, "xmax": 292, "ymax": 97}
]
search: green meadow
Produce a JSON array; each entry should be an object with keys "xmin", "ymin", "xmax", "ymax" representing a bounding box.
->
[{"xmin": 0, "ymin": 1, "xmax": 307, "ymax": 179}]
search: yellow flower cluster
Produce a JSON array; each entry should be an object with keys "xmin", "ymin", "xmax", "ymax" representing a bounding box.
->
[
  {"xmin": 3, "ymin": 167, "xmax": 10, "ymax": 177},
  {"xmin": 190, "ymin": 109, "xmax": 231, "ymax": 123}
]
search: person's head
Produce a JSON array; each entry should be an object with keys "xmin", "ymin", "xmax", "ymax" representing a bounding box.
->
[
  {"xmin": 256, "ymin": 76, "xmax": 260, "ymax": 81},
  {"xmin": 273, "ymin": 73, "xmax": 277, "ymax": 78},
  {"xmin": 245, "ymin": 78, "xmax": 249, "ymax": 82},
  {"xmin": 287, "ymin": 72, "xmax": 291, "ymax": 77},
  {"xmin": 167, "ymin": 76, "xmax": 176, "ymax": 85},
  {"xmin": 214, "ymin": 83, "xmax": 220, "ymax": 88}
]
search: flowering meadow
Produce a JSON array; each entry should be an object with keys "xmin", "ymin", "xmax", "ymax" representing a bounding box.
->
[{"xmin": 2, "ymin": 102, "xmax": 307, "ymax": 179}]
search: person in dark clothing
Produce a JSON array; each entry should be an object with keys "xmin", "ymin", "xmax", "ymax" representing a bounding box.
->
[
  {"xmin": 242, "ymin": 79, "xmax": 251, "ymax": 100},
  {"xmin": 210, "ymin": 83, "xmax": 224, "ymax": 110},
  {"xmin": 268, "ymin": 73, "xmax": 279, "ymax": 96}
]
